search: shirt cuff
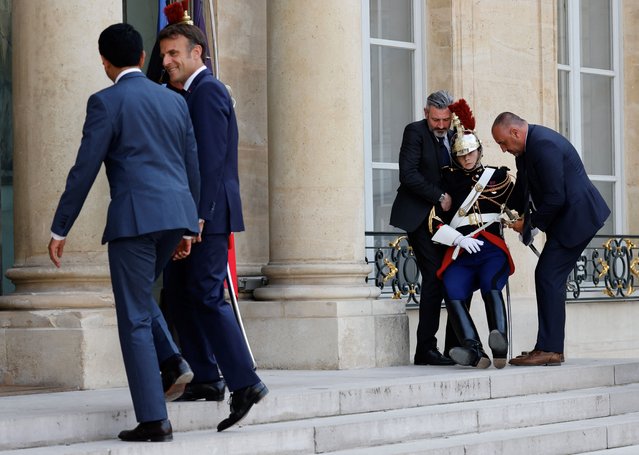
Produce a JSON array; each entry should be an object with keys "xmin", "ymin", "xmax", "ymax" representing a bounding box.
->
[{"xmin": 51, "ymin": 232, "xmax": 66, "ymax": 241}]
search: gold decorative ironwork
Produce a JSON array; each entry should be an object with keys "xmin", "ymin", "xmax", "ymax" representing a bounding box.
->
[
  {"xmin": 368, "ymin": 232, "xmax": 639, "ymax": 304},
  {"xmin": 597, "ymin": 258, "xmax": 609, "ymax": 279},
  {"xmin": 598, "ymin": 237, "xmax": 637, "ymax": 297},
  {"xmin": 389, "ymin": 235, "xmax": 408, "ymax": 250},
  {"xmin": 382, "ymin": 258, "xmax": 397, "ymax": 283},
  {"xmin": 631, "ymin": 258, "xmax": 639, "ymax": 279},
  {"xmin": 367, "ymin": 233, "xmax": 421, "ymax": 304}
]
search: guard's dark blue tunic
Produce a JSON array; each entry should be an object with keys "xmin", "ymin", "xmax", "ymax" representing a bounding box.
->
[{"xmin": 430, "ymin": 165, "xmax": 516, "ymax": 300}]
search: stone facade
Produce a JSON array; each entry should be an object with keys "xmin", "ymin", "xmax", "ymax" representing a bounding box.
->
[
  {"xmin": 0, "ymin": 0, "xmax": 125, "ymax": 388},
  {"xmin": 1, "ymin": 0, "xmax": 638, "ymax": 389}
]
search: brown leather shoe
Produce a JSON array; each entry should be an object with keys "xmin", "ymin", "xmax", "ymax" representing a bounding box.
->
[
  {"xmin": 519, "ymin": 350, "xmax": 565, "ymax": 363},
  {"xmin": 509, "ymin": 350, "xmax": 562, "ymax": 366}
]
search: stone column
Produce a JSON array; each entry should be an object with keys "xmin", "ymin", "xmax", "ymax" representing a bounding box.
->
[
  {"xmin": 248, "ymin": 1, "xmax": 408, "ymax": 369},
  {"xmin": 0, "ymin": 1, "xmax": 125, "ymax": 389}
]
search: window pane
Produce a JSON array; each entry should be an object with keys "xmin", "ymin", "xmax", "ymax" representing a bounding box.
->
[
  {"xmin": 580, "ymin": 0, "xmax": 612, "ymax": 70},
  {"xmin": 370, "ymin": 45, "xmax": 413, "ymax": 163},
  {"xmin": 0, "ymin": 0, "xmax": 14, "ymax": 295},
  {"xmin": 373, "ymin": 169, "xmax": 401, "ymax": 232},
  {"xmin": 370, "ymin": 0, "xmax": 413, "ymax": 42},
  {"xmin": 125, "ymin": 0, "xmax": 159, "ymax": 73},
  {"xmin": 557, "ymin": 0, "xmax": 569, "ymax": 64},
  {"xmin": 558, "ymin": 69, "xmax": 570, "ymax": 138},
  {"xmin": 591, "ymin": 181, "xmax": 614, "ymax": 236},
  {"xmin": 580, "ymin": 74, "xmax": 613, "ymax": 175}
]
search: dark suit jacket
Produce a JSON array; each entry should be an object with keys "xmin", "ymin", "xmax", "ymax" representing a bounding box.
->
[
  {"xmin": 390, "ymin": 120, "xmax": 448, "ymax": 233},
  {"xmin": 185, "ymin": 69, "xmax": 244, "ymax": 235},
  {"xmin": 513, "ymin": 124, "xmax": 610, "ymax": 248},
  {"xmin": 51, "ymin": 71, "xmax": 200, "ymax": 243}
]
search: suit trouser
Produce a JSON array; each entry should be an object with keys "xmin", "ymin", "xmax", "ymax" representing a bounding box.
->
[
  {"xmin": 407, "ymin": 220, "xmax": 446, "ymax": 353},
  {"xmin": 164, "ymin": 233, "xmax": 259, "ymax": 391},
  {"xmin": 534, "ymin": 235, "xmax": 591, "ymax": 353},
  {"xmin": 108, "ymin": 229, "xmax": 183, "ymax": 423}
]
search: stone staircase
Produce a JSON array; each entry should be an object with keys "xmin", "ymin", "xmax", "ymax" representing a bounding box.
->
[{"xmin": 1, "ymin": 359, "xmax": 639, "ymax": 454}]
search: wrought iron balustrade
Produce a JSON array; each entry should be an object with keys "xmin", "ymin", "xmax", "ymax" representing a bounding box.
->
[{"xmin": 365, "ymin": 232, "xmax": 639, "ymax": 305}]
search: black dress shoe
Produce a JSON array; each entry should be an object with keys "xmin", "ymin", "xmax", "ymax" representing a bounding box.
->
[
  {"xmin": 414, "ymin": 348, "xmax": 456, "ymax": 366},
  {"xmin": 175, "ymin": 380, "xmax": 226, "ymax": 402},
  {"xmin": 160, "ymin": 355, "xmax": 194, "ymax": 402},
  {"xmin": 217, "ymin": 381, "xmax": 269, "ymax": 432},
  {"xmin": 118, "ymin": 419, "xmax": 172, "ymax": 442}
]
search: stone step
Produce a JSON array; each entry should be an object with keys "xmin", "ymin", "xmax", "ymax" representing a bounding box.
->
[
  {"xmin": 324, "ymin": 412, "xmax": 639, "ymax": 455},
  {"xmin": 580, "ymin": 446, "xmax": 639, "ymax": 454},
  {"xmin": 3, "ymin": 390, "xmax": 639, "ymax": 455},
  {"xmin": 1, "ymin": 360, "xmax": 638, "ymax": 453}
]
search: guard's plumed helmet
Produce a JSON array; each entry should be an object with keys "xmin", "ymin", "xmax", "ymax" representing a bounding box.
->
[
  {"xmin": 164, "ymin": 0, "xmax": 193, "ymax": 25},
  {"xmin": 448, "ymin": 99, "xmax": 483, "ymax": 170}
]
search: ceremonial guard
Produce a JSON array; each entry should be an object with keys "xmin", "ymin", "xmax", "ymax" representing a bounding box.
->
[{"xmin": 428, "ymin": 100, "xmax": 516, "ymax": 369}]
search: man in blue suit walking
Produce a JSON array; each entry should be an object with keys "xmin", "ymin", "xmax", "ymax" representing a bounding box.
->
[
  {"xmin": 158, "ymin": 23, "xmax": 268, "ymax": 432},
  {"xmin": 491, "ymin": 112, "xmax": 610, "ymax": 366},
  {"xmin": 49, "ymin": 23, "xmax": 200, "ymax": 442}
]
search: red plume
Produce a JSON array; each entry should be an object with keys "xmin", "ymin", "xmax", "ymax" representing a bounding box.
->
[
  {"xmin": 448, "ymin": 99, "xmax": 476, "ymax": 131},
  {"xmin": 164, "ymin": 1, "xmax": 189, "ymax": 25}
]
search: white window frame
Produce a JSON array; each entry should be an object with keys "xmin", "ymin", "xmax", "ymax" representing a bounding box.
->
[
  {"xmin": 557, "ymin": 0, "xmax": 624, "ymax": 233},
  {"xmin": 362, "ymin": 0, "xmax": 424, "ymax": 233}
]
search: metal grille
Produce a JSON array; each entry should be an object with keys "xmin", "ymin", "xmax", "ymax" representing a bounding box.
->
[{"xmin": 365, "ymin": 232, "xmax": 639, "ymax": 305}]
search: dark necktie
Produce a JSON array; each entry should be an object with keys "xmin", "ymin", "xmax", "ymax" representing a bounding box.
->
[{"xmin": 437, "ymin": 137, "xmax": 450, "ymax": 167}]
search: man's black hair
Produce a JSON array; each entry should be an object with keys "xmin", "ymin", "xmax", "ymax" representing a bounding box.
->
[{"xmin": 98, "ymin": 23, "xmax": 144, "ymax": 68}]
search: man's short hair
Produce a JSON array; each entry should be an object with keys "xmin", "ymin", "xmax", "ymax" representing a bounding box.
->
[
  {"xmin": 426, "ymin": 90, "xmax": 454, "ymax": 110},
  {"xmin": 493, "ymin": 112, "xmax": 526, "ymax": 129},
  {"xmin": 98, "ymin": 23, "xmax": 143, "ymax": 68},
  {"xmin": 158, "ymin": 23, "xmax": 208, "ymax": 64}
]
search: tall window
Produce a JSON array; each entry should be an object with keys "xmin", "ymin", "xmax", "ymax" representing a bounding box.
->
[
  {"xmin": 557, "ymin": 0, "xmax": 621, "ymax": 235},
  {"xmin": 124, "ymin": 0, "xmax": 159, "ymax": 72},
  {"xmin": 0, "ymin": 0, "xmax": 14, "ymax": 294},
  {"xmin": 363, "ymin": 0, "xmax": 423, "ymax": 234}
]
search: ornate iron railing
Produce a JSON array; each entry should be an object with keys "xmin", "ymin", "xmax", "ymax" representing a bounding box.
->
[{"xmin": 365, "ymin": 232, "xmax": 639, "ymax": 305}]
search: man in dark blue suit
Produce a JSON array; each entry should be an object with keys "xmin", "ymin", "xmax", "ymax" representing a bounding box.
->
[
  {"xmin": 48, "ymin": 24, "xmax": 200, "ymax": 441},
  {"xmin": 389, "ymin": 90, "xmax": 457, "ymax": 366},
  {"xmin": 158, "ymin": 23, "xmax": 268, "ymax": 432},
  {"xmin": 491, "ymin": 112, "xmax": 610, "ymax": 366}
]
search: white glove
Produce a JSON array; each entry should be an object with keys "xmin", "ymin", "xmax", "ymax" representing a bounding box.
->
[{"xmin": 454, "ymin": 235, "xmax": 484, "ymax": 254}]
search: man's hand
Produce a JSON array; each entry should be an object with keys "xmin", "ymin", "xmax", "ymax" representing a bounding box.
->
[
  {"xmin": 509, "ymin": 218, "xmax": 524, "ymax": 234},
  {"xmin": 48, "ymin": 238, "xmax": 66, "ymax": 268},
  {"xmin": 440, "ymin": 193, "xmax": 452, "ymax": 212},
  {"xmin": 193, "ymin": 220, "xmax": 205, "ymax": 244},
  {"xmin": 172, "ymin": 238, "xmax": 193, "ymax": 261}
]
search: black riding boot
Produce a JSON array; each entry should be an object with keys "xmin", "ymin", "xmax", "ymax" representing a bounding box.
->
[
  {"xmin": 443, "ymin": 297, "xmax": 471, "ymax": 357},
  {"xmin": 446, "ymin": 298, "xmax": 490, "ymax": 369},
  {"xmin": 482, "ymin": 290, "xmax": 509, "ymax": 369}
]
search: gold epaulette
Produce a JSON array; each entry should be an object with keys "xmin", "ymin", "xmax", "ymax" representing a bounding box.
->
[{"xmin": 427, "ymin": 206, "xmax": 444, "ymax": 234}]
